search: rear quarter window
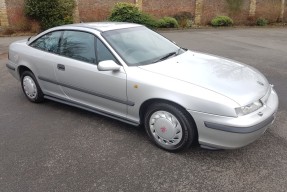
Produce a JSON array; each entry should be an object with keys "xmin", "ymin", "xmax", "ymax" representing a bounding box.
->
[{"xmin": 30, "ymin": 31, "xmax": 62, "ymax": 54}]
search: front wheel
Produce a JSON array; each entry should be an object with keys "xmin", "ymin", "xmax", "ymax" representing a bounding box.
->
[
  {"xmin": 21, "ymin": 71, "xmax": 44, "ymax": 103},
  {"xmin": 144, "ymin": 103, "xmax": 196, "ymax": 152}
]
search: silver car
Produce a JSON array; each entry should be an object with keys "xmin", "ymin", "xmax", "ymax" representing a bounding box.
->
[{"xmin": 6, "ymin": 22, "xmax": 278, "ymax": 152}]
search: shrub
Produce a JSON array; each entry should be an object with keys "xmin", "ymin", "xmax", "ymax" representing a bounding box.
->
[
  {"xmin": 109, "ymin": 2, "xmax": 141, "ymax": 22},
  {"xmin": 157, "ymin": 19, "xmax": 166, "ymax": 28},
  {"xmin": 256, "ymin": 18, "xmax": 268, "ymax": 26},
  {"xmin": 157, "ymin": 17, "xmax": 179, "ymax": 28},
  {"xmin": 109, "ymin": 3, "xmax": 180, "ymax": 29},
  {"xmin": 174, "ymin": 11, "xmax": 193, "ymax": 28},
  {"xmin": 211, "ymin": 16, "xmax": 234, "ymax": 27},
  {"xmin": 109, "ymin": 2, "xmax": 157, "ymax": 28},
  {"xmin": 25, "ymin": 0, "xmax": 75, "ymax": 30},
  {"xmin": 137, "ymin": 13, "xmax": 158, "ymax": 28}
]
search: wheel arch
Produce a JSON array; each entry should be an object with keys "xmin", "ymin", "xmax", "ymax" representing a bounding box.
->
[
  {"xmin": 18, "ymin": 65, "xmax": 32, "ymax": 78},
  {"xmin": 139, "ymin": 98, "xmax": 199, "ymax": 146},
  {"xmin": 140, "ymin": 99, "xmax": 198, "ymax": 134}
]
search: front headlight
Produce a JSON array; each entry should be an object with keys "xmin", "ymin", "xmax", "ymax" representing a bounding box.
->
[{"xmin": 235, "ymin": 100, "xmax": 263, "ymax": 116}]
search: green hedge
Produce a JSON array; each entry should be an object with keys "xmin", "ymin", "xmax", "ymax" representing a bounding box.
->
[
  {"xmin": 109, "ymin": 2, "xmax": 158, "ymax": 28},
  {"xmin": 256, "ymin": 18, "xmax": 268, "ymax": 26},
  {"xmin": 174, "ymin": 11, "xmax": 193, "ymax": 28},
  {"xmin": 158, "ymin": 17, "xmax": 179, "ymax": 28},
  {"xmin": 109, "ymin": 3, "xmax": 178, "ymax": 28},
  {"xmin": 211, "ymin": 16, "xmax": 234, "ymax": 27},
  {"xmin": 25, "ymin": 0, "xmax": 75, "ymax": 30}
]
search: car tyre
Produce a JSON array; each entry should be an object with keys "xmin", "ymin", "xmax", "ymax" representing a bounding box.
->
[
  {"xmin": 144, "ymin": 103, "xmax": 196, "ymax": 152},
  {"xmin": 21, "ymin": 71, "xmax": 44, "ymax": 103}
]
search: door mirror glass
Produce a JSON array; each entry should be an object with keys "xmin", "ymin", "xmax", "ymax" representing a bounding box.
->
[{"xmin": 98, "ymin": 60, "xmax": 121, "ymax": 71}]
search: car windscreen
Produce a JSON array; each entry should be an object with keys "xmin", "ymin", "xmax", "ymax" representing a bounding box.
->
[{"xmin": 102, "ymin": 26, "xmax": 181, "ymax": 66}]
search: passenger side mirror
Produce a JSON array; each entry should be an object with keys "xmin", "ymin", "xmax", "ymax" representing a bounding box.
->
[{"xmin": 98, "ymin": 60, "xmax": 121, "ymax": 71}]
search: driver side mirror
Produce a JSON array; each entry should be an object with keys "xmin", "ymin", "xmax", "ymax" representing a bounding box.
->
[{"xmin": 97, "ymin": 60, "xmax": 121, "ymax": 71}]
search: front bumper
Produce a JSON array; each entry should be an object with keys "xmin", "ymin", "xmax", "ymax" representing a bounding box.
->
[
  {"xmin": 188, "ymin": 87, "xmax": 278, "ymax": 149},
  {"xmin": 6, "ymin": 60, "xmax": 19, "ymax": 80}
]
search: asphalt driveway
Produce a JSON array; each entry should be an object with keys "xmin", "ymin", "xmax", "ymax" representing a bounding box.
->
[{"xmin": 0, "ymin": 27, "xmax": 287, "ymax": 192}]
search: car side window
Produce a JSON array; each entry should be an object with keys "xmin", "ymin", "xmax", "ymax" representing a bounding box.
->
[
  {"xmin": 96, "ymin": 38, "xmax": 117, "ymax": 63},
  {"xmin": 60, "ymin": 31, "xmax": 96, "ymax": 64},
  {"xmin": 30, "ymin": 31, "xmax": 62, "ymax": 53}
]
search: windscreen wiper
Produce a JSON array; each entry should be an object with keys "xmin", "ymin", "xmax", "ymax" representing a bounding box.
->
[{"xmin": 153, "ymin": 52, "xmax": 177, "ymax": 63}]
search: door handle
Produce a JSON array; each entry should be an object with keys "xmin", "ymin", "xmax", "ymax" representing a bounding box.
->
[{"xmin": 57, "ymin": 64, "xmax": 65, "ymax": 71}]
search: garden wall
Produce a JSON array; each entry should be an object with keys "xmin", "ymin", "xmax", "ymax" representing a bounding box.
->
[
  {"xmin": 142, "ymin": 0, "xmax": 196, "ymax": 19},
  {"xmin": 256, "ymin": 0, "xmax": 282, "ymax": 22},
  {"xmin": 0, "ymin": 0, "xmax": 286, "ymax": 28},
  {"xmin": 201, "ymin": 0, "xmax": 251, "ymax": 25},
  {"xmin": 5, "ymin": 0, "xmax": 25, "ymax": 26},
  {"xmin": 78, "ymin": 0, "xmax": 134, "ymax": 21}
]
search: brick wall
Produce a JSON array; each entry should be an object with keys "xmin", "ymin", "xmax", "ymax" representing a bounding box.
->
[
  {"xmin": 78, "ymin": 0, "xmax": 134, "ymax": 22},
  {"xmin": 142, "ymin": 0, "xmax": 196, "ymax": 18},
  {"xmin": 256, "ymin": 0, "xmax": 282, "ymax": 22},
  {"xmin": 0, "ymin": 0, "xmax": 286, "ymax": 28},
  {"xmin": 5, "ymin": 0, "xmax": 26, "ymax": 26},
  {"xmin": 201, "ymin": 0, "xmax": 250, "ymax": 25},
  {"xmin": 201, "ymin": 0, "xmax": 227, "ymax": 25}
]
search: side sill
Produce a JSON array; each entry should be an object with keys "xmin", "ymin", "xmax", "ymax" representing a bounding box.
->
[
  {"xmin": 204, "ymin": 114, "xmax": 275, "ymax": 134},
  {"xmin": 44, "ymin": 95, "xmax": 140, "ymax": 127},
  {"xmin": 200, "ymin": 145, "xmax": 221, "ymax": 150}
]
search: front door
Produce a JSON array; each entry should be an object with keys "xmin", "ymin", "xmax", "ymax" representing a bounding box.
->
[
  {"xmin": 28, "ymin": 30, "xmax": 66, "ymax": 98},
  {"xmin": 54, "ymin": 30, "xmax": 127, "ymax": 118}
]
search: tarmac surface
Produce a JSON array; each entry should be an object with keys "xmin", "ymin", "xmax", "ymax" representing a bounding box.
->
[{"xmin": 0, "ymin": 27, "xmax": 287, "ymax": 192}]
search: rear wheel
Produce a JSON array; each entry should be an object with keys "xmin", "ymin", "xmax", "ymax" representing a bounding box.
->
[
  {"xmin": 21, "ymin": 71, "xmax": 44, "ymax": 103},
  {"xmin": 144, "ymin": 103, "xmax": 196, "ymax": 152}
]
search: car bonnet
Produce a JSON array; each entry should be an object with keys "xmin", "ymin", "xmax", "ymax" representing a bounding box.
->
[{"xmin": 138, "ymin": 50, "xmax": 269, "ymax": 106}]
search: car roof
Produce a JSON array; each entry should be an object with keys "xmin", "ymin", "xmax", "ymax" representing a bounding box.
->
[
  {"xmin": 65, "ymin": 22, "xmax": 142, "ymax": 32},
  {"xmin": 28, "ymin": 22, "xmax": 142, "ymax": 45}
]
